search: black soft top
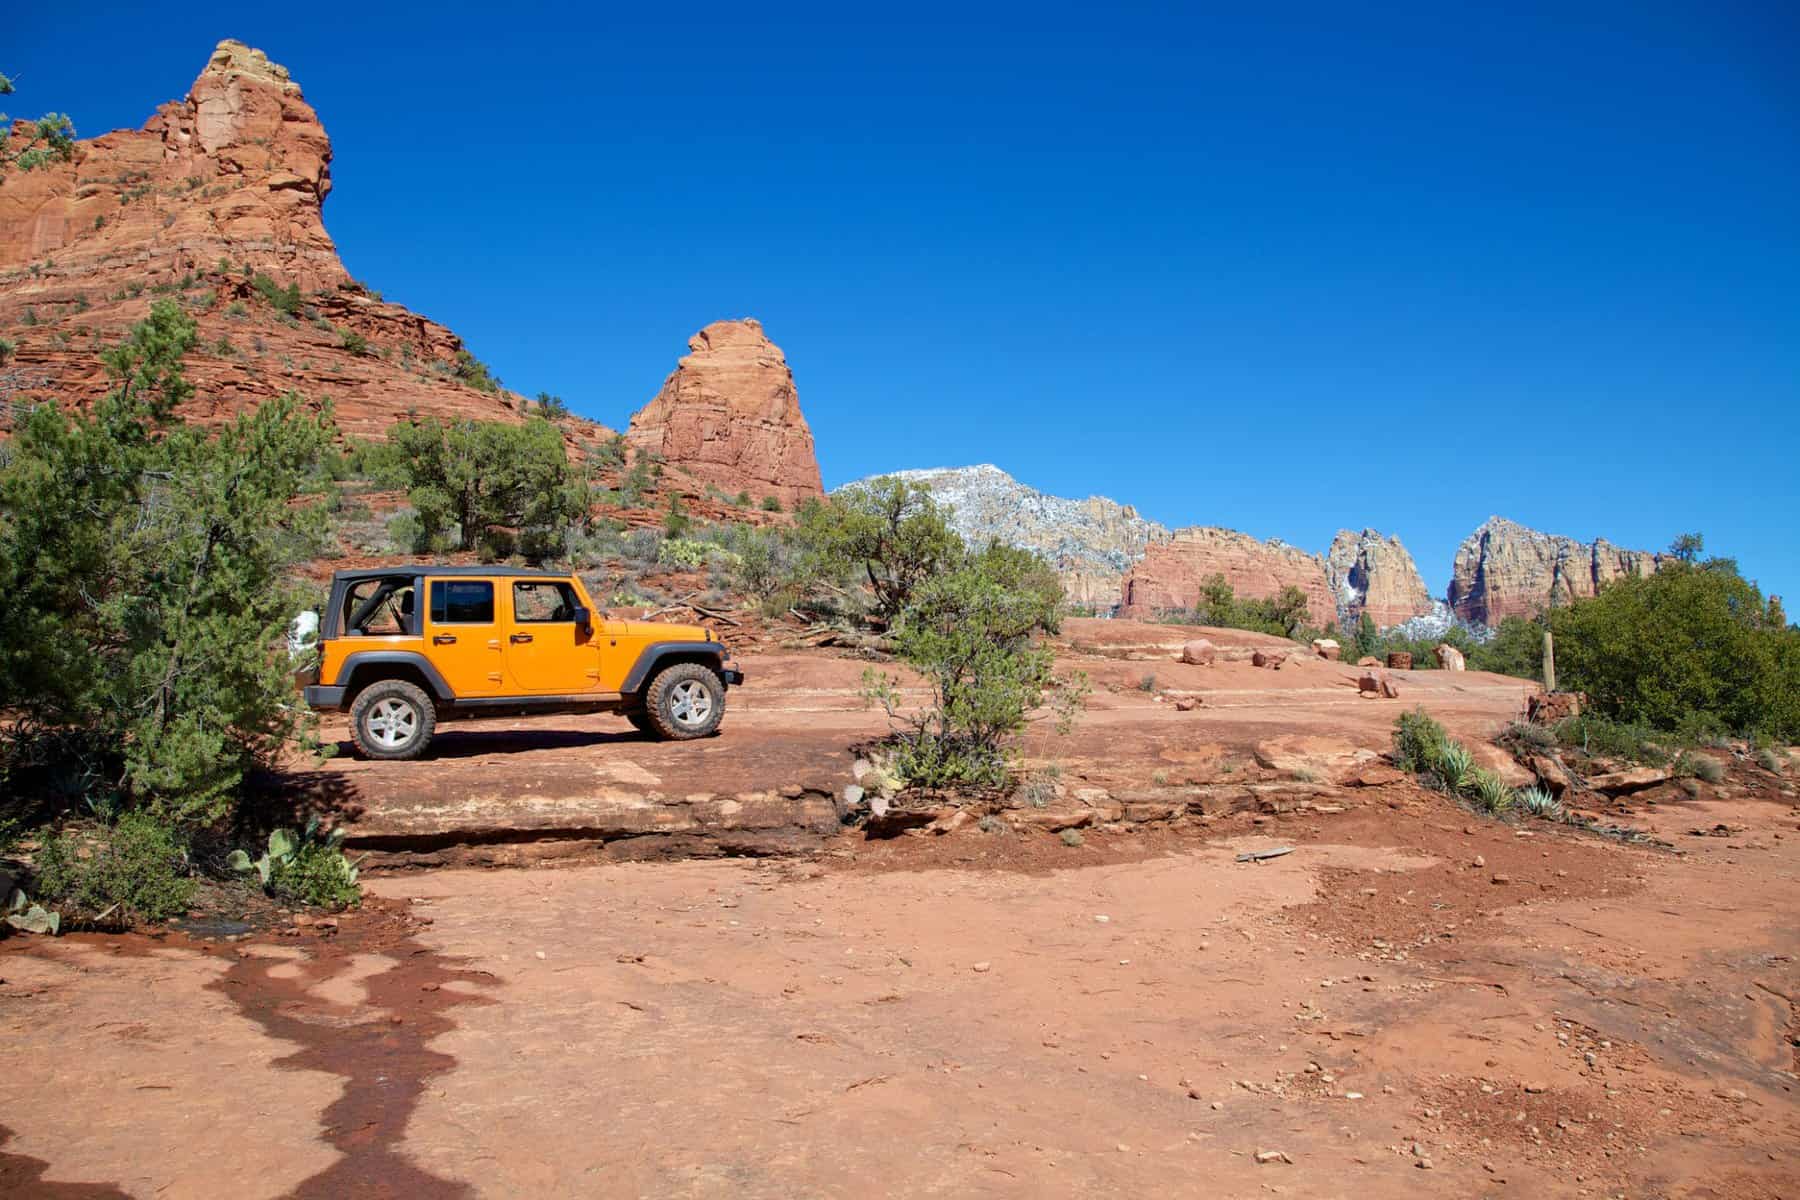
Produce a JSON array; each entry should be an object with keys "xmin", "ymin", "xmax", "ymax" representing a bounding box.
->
[{"xmin": 330, "ymin": 565, "xmax": 571, "ymax": 582}]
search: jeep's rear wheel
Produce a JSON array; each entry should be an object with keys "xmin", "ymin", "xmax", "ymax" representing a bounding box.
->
[
  {"xmin": 350, "ymin": 679, "xmax": 436, "ymax": 760},
  {"xmin": 643, "ymin": 663, "xmax": 725, "ymax": 740}
]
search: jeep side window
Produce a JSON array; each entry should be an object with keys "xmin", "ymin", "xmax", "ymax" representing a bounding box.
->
[
  {"xmin": 344, "ymin": 578, "xmax": 415, "ymax": 636},
  {"xmin": 513, "ymin": 581, "xmax": 578, "ymax": 623},
  {"xmin": 430, "ymin": 580, "xmax": 494, "ymax": 624}
]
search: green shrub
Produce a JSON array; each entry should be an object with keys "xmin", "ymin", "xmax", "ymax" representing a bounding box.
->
[
  {"xmin": 1393, "ymin": 708, "xmax": 1450, "ymax": 773},
  {"xmin": 1187, "ymin": 574, "xmax": 1316, "ymax": 640},
  {"xmin": 663, "ymin": 495, "xmax": 691, "ymax": 538},
  {"xmin": 1549, "ymin": 557, "xmax": 1798, "ymax": 739},
  {"xmin": 1555, "ymin": 714, "xmax": 1669, "ymax": 766},
  {"xmin": 862, "ymin": 548, "xmax": 1086, "ymax": 789},
  {"xmin": 452, "ymin": 349, "xmax": 501, "ymax": 393},
  {"xmin": 1500, "ymin": 720, "xmax": 1558, "ymax": 755},
  {"xmin": 1673, "ymin": 752, "xmax": 1726, "ymax": 784},
  {"xmin": 1755, "ymin": 748, "xmax": 1785, "ymax": 774},
  {"xmin": 799, "ymin": 477, "xmax": 962, "ymax": 624},
  {"xmin": 1137, "ymin": 673, "xmax": 1157, "ymax": 692},
  {"xmin": 229, "ymin": 821, "xmax": 361, "ymax": 910},
  {"xmin": 378, "ymin": 415, "xmax": 584, "ymax": 559},
  {"xmin": 338, "ymin": 328, "xmax": 369, "ymax": 356},
  {"xmin": 534, "ymin": 392, "xmax": 570, "ymax": 420},
  {"xmin": 250, "ymin": 273, "xmax": 302, "ymax": 315},
  {"xmin": 384, "ymin": 510, "xmax": 425, "ymax": 553},
  {"xmin": 0, "ymin": 301, "xmax": 332, "ymax": 825},
  {"xmin": 1467, "ymin": 616, "xmax": 1546, "ymax": 679},
  {"xmin": 34, "ymin": 813, "xmax": 195, "ymax": 923},
  {"xmin": 760, "ymin": 495, "xmax": 782, "ymax": 512}
]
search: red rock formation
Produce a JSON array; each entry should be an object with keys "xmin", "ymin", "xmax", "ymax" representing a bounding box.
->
[
  {"xmin": 0, "ymin": 40, "xmax": 539, "ymax": 442},
  {"xmin": 626, "ymin": 319, "xmax": 824, "ymax": 510},
  {"xmin": 1448, "ymin": 517, "xmax": 1664, "ymax": 626},
  {"xmin": 1119, "ymin": 527, "xmax": 1337, "ymax": 628},
  {"xmin": 1325, "ymin": 529, "xmax": 1434, "ymax": 629}
]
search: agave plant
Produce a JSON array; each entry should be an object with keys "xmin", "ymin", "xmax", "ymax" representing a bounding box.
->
[
  {"xmin": 1471, "ymin": 769, "xmax": 1516, "ymax": 814},
  {"xmin": 1518, "ymin": 786, "xmax": 1563, "ymax": 820},
  {"xmin": 1431, "ymin": 741, "xmax": 1475, "ymax": 795}
]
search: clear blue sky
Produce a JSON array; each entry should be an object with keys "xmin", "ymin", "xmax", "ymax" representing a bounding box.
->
[{"xmin": 12, "ymin": 2, "xmax": 1798, "ymax": 602}]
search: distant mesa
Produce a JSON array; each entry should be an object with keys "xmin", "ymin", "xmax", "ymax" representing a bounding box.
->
[
  {"xmin": 1325, "ymin": 529, "xmax": 1435, "ymax": 630},
  {"xmin": 1448, "ymin": 516, "xmax": 1664, "ymax": 627},
  {"xmin": 838, "ymin": 465, "xmax": 1166, "ymax": 610}
]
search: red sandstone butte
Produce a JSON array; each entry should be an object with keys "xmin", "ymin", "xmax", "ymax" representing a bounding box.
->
[
  {"xmin": 0, "ymin": 40, "xmax": 543, "ymax": 442},
  {"xmin": 625, "ymin": 319, "xmax": 825, "ymax": 511}
]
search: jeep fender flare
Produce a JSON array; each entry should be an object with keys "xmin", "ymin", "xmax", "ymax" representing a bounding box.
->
[
  {"xmin": 621, "ymin": 642, "xmax": 728, "ymax": 697},
  {"xmin": 332, "ymin": 651, "xmax": 455, "ymax": 701}
]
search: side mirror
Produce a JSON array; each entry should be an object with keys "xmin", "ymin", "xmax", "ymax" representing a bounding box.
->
[{"xmin": 572, "ymin": 605, "xmax": 593, "ymax": 631}]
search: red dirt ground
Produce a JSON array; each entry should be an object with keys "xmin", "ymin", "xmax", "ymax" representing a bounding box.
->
[{"xmin": 2, "ymin": 621, "xmax": 1795, "ymax": 1197}]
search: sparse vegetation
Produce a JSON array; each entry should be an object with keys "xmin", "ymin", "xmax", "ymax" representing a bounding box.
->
[
  {"xmin": 228, "ymin": 820, "xmax": 361, "ymax": 910},
  {"xmin": 862, "ymin": 542, "xmax": 1084, "ymax": 789},
  {"xmin": 0, "ymin": 72, "xmax": 76, "ymax": 177},
  {"xmin": 250, "ymin": 273, "xmax": 303, "ymax": 315},
  {"xmin": 33, "ymin": 812, "xmax": 195, "ymax": 925}
]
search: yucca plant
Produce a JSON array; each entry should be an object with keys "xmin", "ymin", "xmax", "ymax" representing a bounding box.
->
[
  {"xmin": 1471, "ymin": 768, "xmax": 1516, "ymax": 814},
  {"xmin": 1519, "ymin": 786, "xmax": 1562, "ymax": 820}
]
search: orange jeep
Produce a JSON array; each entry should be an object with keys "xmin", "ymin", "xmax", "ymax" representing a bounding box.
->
[{"xmin": 300, "ymin": 566, "xmax": 743, "ymax": 760}]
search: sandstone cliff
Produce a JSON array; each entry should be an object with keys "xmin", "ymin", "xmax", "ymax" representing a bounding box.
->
[
  {"xmin": 0, "ymin": 40, "xmax": 549, "ymax": 442},
  {"xmin": 1448, "ymin": 516, "xmax": 1664, "ymax": 626},
  {"xmin": 844, "ymin": 464, "xmax": 1167, "ymax": 608},
  {"xmin": 1119, "ymin": 527, "xmax": 1338, "ymax": 628},
  {"xmin": 625, "ymin": 319, "xmax": 824, "ymax": 510},
  {"xmin": 1325, "ymin": 528, "xmax": 1435, "ymax": 629}
]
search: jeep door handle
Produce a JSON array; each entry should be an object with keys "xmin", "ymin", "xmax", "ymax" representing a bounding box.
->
[
  {"xmin": 510, "ymin": 633, "xmax": 533, "ymax": 644},
  {"xmin": 433, "ymin": 634, "xmax": 457, "ymax": 645}
]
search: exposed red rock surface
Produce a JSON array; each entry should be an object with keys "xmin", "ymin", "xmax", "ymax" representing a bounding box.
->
[
  {"xmin": 1448, "ymin": 516, "xmax": 1664, "ymax": 626},
  {"xmin": 625, "ymin": 319, "xmax": 825, "ymax": 510},
  {"xmin": 1119, "ymin": 527, "xmax": 1337, "ymax": 627},
  {"xmin": 0, "ymin": 40, "xmax": 543, "ymax": 442},
  {"xmin": 1324, "ymin": 528, "xmax": 1435, "ymax": 629}
]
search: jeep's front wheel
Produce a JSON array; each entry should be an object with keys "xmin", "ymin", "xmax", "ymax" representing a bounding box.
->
[
  {"xmin": 350, "ymin": 679, "xmax": 436, "ymax": 760},
  {"xmin": 642, "ymin": 663, "xmax": 725, "ymax": 740}
]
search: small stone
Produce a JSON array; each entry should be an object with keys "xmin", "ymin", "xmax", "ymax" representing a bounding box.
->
[
  {"xmin": 1491, "ymin": 874, "xmax": 1511, "ymax": 885},
  {"xmin": 971, "ymin": 961, "xmax": 991, "ymax": 973},
  {"xmin": 1524, "ymin": 1082, "xmax": 1549, "ymax": 1094},
  {"xmin": 1094, "ymin": 914, "xmax": 1110, "ymax": 923},
  {"xmin": 843, "ymin": 783, "xmax": 865, "ymax": 808},
  {"xmin": 1473, "ymin": 855, "xmax": 1486, "ymax": 868},
  {"xmin": 1254, "ymin": 1150, "xmax": 1291, "ymax": 1165},
  {"xmin": 1210, "ymin": 1101, "xmax": 1223, "ymax": 1110}
]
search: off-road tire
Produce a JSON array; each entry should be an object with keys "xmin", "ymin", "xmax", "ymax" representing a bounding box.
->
[
  {"xmin": 349, "ymin": 678, "xmax": 436, "ymax": 760},
  {"xmin": 642, "ymin": 662, "xmax": 726, "ymax": 741}
]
